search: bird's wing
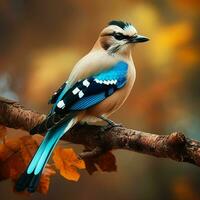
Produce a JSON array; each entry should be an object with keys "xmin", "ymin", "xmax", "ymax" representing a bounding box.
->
[
  {"xmin": 31, "ymin": 61, "xmax": 128, "ymax": 134},
  {"xmin": 55, "ymin": 60, "xmax": 128, "ymax": 113},
  {"xmin": 48, "ymin": 82, "xmax": 68, "ymax": 104}
]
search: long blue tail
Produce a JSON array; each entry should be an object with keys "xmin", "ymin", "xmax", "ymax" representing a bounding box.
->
[{"xmin": 15, "ymin": 118, "xmax": 76, "ymax": 193}]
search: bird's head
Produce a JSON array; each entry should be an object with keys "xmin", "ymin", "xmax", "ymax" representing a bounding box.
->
[{"xmin": 97, "ymin": 20, "xmax": 149, "ymax": 55}]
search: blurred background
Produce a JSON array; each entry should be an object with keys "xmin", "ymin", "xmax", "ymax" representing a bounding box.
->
[{"xmin": 0, "ymin": 0, "xmax": 200, "ymax": 199}]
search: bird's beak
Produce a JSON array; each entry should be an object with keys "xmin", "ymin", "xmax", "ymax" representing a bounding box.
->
[{"xmin": 129, "ymin": 35, "xmax": 149, "ymax": 43}]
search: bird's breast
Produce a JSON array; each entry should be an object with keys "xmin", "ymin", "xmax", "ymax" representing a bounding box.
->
[{"xmin": 85, "ymin": 61, "xmax": 136, "ymax": 120}]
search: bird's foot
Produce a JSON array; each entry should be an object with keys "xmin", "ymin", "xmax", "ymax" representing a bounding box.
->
[
  {"xmin": 79, "ymin": 121, "xmax": 90, "ymax": 126},
  {"xmin": 99, "ymin": 116, "xmax": 122, "ymax": 132},
  {"xmin": 100, "ymin": 123, "xmax": 122, "ymax": 132}
]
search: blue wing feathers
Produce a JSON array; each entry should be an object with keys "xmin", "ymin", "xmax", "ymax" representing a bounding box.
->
[
  {"xmin": 51, "ymin": 84, "xmax": 71, "ymax": 113},
  {"xmin": 48, "ymin": 82, "xmax": 67, "ymax": 104},
  {"xmin": 70, "ymin": 93, "xmax": 106, "ymax": 110},
  {"xmin": 94, "ymin": 61, "xmax": 128, "ymax": 81},
  {"xmin": 55, "ymin": 61, "xmax": 128, "ymax": 113}
]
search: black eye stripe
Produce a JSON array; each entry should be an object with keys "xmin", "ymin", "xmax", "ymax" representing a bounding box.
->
[{"xmin": 102, "ymin": 32, "xmax": 134, "ymax": 40}]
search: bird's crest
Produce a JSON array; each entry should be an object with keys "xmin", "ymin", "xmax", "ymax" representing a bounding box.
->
[{"xmin": 108, "ymin": 20, "xmax": 132, "ymax": 30}]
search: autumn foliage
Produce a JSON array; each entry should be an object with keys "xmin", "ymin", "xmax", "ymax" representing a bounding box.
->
[
  {"xmin": 0, "ymin": 125, "xmax": 85, "ymax": 193},
  {"xmin": 0, "ymin": 125, "xmax": 117, "ymax": 194},
  {"xmin": 0, "ymin": 127, "xmax": 55, "ymax": 193},
  {"xmin": 53, "ymin": 147, "xmax": 85, "ymax": 181}
]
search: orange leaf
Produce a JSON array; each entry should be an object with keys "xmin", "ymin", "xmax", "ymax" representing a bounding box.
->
[
  {"xmin": 0, "ymin": 133, "xmax": 56, "ymax": 194},
  {"xmin": 37, "ymin": 164, "xmax": 56, "ymax": 194},
  {"xmin": 53, "ymin": 147, "xmax": 85, "ymax": 181},
  {"xmin": 84, "ymin": 151, "xmax": 117, "ymax": 175}
]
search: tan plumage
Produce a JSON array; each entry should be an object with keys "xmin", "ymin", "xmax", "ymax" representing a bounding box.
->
[
  {"xmin": 66, "ymin": 22, "xmax": 140, "ymax": 122},
  {"xmin": 33, "ymin": 20, "xmax": 149, "ymax": 131}
]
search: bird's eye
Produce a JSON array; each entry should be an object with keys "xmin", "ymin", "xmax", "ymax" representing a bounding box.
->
[{"xmin": 113, "ymin": 33, "xmax": 124, "ymax": 40}]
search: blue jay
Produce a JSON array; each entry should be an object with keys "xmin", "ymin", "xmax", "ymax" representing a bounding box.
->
[{"xmin": 15, "ymin": 20, "xmax": 149, "ymax": 192}]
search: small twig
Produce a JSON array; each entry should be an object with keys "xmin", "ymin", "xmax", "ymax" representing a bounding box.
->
[{"xmin": 79, "ymin": 147, "xmax": 104, "ymax": 159}]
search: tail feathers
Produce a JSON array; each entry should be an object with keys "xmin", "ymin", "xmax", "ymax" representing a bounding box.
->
[
  {"xmin": 34, "ymin": 118, "xmax": 75, "ymax": 175},
  {"xmin": 15, "ymin": 171, "xmax": 42, "ymax": 193},
  {"xmin": 27, "ymin": 173, "xmax": 42, "ymax": 193},
  {"xmin": 26, "ymin": 130, "xmax": 52, "ymax": 175},
  {"xmin": 15, "ymin": 117, "xmax": 76, "ymax": 192},
  {"xmin": 15, "ymin": 172, "xmax": 34, "ymax": 192}
]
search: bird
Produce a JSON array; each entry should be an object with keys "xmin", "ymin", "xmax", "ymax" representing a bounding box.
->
[{"xmin": 15, "ymin": 20, "xmax": 149, "ymax": 192}]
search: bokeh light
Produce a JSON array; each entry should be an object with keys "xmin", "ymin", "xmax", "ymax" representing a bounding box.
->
[{"xmin": 0, "ymin": 0, "xmax": 199, "ymax": 199}]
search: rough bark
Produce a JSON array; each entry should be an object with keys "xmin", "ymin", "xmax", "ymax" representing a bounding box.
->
[{"xmin": 0, "ymin": 96, "xmax": 200, "ymax": 167}]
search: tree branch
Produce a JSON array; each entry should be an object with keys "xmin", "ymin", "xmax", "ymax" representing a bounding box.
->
[{"xmin": 0, "ymin": 96, "xmax": 200, "ymax": 167}]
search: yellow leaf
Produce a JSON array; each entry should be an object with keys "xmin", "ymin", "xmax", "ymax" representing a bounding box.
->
[{"xmin": 53, "ymin": 147, "xmax": 85, "ymax": 182}]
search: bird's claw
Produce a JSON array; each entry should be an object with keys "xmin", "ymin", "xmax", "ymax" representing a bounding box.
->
[
  {"xmin": 79, "ymin": 121, "xmax": 89, "ymax": 126},
  {"xmin": 100, "ymin": 122, "xmax": 122, "ymax": 132}
]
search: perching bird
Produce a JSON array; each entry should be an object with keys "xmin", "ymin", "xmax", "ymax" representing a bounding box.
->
[{"xmin": 15, "ymin": 20, "xmax": 149, "ymax": 192}]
